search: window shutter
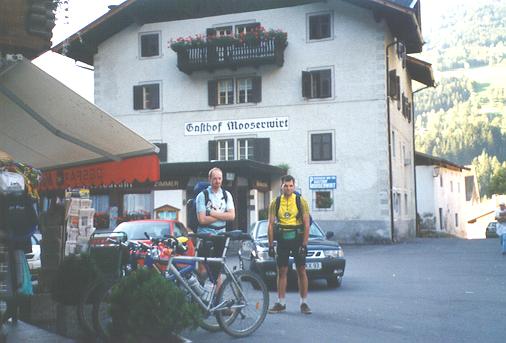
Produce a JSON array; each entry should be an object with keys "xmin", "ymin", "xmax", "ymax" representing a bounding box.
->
[
  {"xmin": 149, "ymin": 84, "xmax": 160, "ymax": 109},
  {"xmin": 154, "ymin": 143, "xmax": 167, "ymax": 162},
  {"xmin": 208, "ymin": 80, "xmax": 217, "ymax": 106},
  {"xmin": 208, "ymin": 140, "xmax": 218, "ymax": 161},
  {"xmin": 302, "ymin": 71, "xmax": 311, "ymax": 98},
  {"xmin": 251, "ymin": 76, "xmax": 262, "ymax": 103},
  {"xmin": 396, "ymin": 76, "xmax": 401, "ymax": 107},
  {"xmin": 319, "ymin": 69, "xmax": 332, "ymax": 98},
  {"xmin": 253, "ymin": 138, "xmax": 270, "ymax": 164},
  {"xmin": 133, "ymin": 86, "xmax": 143, "ymax": 110},
  {"xmin": 388, "ymin": 70, "xmax": 396, "ymax": 98},
  {"xmin": 206, "ymin": 28, "xmax": 216, "ymax": 38}
]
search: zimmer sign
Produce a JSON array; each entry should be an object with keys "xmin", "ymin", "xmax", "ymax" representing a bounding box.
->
[{"xmin": 185, "ymin": 117, "xmax": 289, "ymax": 135}]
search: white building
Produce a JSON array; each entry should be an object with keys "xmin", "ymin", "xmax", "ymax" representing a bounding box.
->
[
  {"xmin": 54, "ymin": 0, "xmax": 434, "ymax": 243},
  {"xmin": 415, "ymin": 152, "xmax": 480, "ymax": 236}
]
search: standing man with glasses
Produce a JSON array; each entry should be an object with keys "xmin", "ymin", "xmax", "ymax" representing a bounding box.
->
[{"xmin": 267, "ymin": 175, "xmax": 312, "ymax": 315}]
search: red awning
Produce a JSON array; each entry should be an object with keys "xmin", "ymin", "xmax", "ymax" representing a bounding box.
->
[{"xmin": 40, "ymin": 154, "xmax": 160, "ymax": 191}]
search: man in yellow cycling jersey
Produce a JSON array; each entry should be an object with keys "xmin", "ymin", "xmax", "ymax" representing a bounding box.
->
[{"xmin": 267, "ymin": 175, "xmax": 311, "ymax": 315}]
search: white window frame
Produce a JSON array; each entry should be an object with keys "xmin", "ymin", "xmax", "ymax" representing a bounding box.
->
[
  {"xmin": 237, "ymin": 78, "xmax": 253, "ymax": 104},
  {"xmin": 217, "ymin": 79, "xmax": 234, "ymax": 105},
  {"xmin": 135, "ymin": 81, "xmax": 162, "ymax": 111},
  {"xmin": 305, "ymin": 66, "xmax": 335, "ymax": 101},
  {"xmin": 238, "ymin": 138, "xmax": 254, "ymax": 160},
  {"xmin": 308, "ymin": 130, "xmax": 335, "ymax": 163},
  {"xmin": 306, "ymin": 10, "xmax": 334, "ymax": 42},
  {"xmin": 139, "ymin": 31, "xmax": 161, "ymax": 59},
  {"xmin": 313, "ymin": 190, "xmax": 334, "ymax": 211},
  {"xmin": 217, "ymin": 139, "xmax": 234, "ymax": 161}
]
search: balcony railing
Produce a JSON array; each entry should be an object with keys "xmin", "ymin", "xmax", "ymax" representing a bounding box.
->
[{"xmin": 174, "ymin": 37, "xmax": 287, "ymax": 74}]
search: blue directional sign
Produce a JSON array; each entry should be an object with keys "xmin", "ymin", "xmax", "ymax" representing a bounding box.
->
[{"xmin": 309, "ymin": 176, "xmax": 336, "ymax": 189}]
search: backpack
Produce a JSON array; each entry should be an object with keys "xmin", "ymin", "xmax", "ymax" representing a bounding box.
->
[
  {"xmin": 186, "ymin": 181, "xmax": 228, "ymax": 231},
  {"xmin": 274, "ymin": 191, "xmax": 313, "ymax": 225}
]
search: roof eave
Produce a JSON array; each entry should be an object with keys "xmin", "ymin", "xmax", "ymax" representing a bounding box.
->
[{"xmin": 407, "ymin": 55, "xmax": 435, "ymax": 87}]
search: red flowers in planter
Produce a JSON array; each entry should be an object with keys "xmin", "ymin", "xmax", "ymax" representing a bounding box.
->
[{"xmin": 169, "ymin": 27, "xmax": 287, "ymax": 51}]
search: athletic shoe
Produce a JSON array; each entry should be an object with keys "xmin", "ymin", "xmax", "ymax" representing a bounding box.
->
[
  {"xmin": 268, "ymin": 302, "xmax": 286, "ymax": 313},
  {"xmin": 300, "ymin": 303, "xmax": 312, "ymax": 315}
]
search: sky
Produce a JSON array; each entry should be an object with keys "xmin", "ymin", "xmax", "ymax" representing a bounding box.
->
[{"xmin": 32, "ymin": 0, "xmax": 475, "ymax": 102}]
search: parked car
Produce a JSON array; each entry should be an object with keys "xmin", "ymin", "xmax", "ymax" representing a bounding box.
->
[
  {"xmin": 26, "ymin": 233, "xmax": 42, "ymax": 280},
  {"xmin": 239, "ymin": 220, "xmax": 346, "ymax": 288},
  {"xmin": 111, "ymin": 219, "xmax": 195, "ymax": 260},
  {"xmin": 486, "ymin": 222, "xmax": 498, "ymax": 238}
]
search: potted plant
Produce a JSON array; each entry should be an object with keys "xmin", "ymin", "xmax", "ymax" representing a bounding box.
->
[{"xmin": 108, "ymin": 268, "xmax": 201, "ymax": 342}]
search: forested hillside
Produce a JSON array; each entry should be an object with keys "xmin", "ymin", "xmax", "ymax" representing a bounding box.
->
[{"xmin": 415, "ymin": 0, "xmax": 506, "ymax": 196}]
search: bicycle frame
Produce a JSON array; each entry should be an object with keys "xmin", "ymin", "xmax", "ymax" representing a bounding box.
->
[{"xmin": 167, "ymin": 254, "xmax": 246, "ymax": 313}]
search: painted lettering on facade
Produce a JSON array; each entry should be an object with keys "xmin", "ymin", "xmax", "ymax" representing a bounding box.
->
[{"xmin": 185, "ymin": 117, "xmax": 289, "ymax": 135}]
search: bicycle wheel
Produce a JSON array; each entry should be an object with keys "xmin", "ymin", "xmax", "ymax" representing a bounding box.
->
[
  {"xmin": 77, "ymin": 280, "xmax": 102, "ymax": 337},
  {"xmin": 198, "ymin": 273, "xmax": 235, "ymax": 332},
  {"xmin": 92, "ymin": 280, "xmax": 116, "ymax": 339},
  {"xmin": 216, "ymin": 270, "xmax": 269, "ymax": 337}
]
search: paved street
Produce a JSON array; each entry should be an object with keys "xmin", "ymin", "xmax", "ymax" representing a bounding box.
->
[{"xmin": 186, "ymin": 238, "xmax": 506, "ymax": 343}]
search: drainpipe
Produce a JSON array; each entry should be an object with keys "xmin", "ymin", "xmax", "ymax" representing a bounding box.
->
[
  {"xmin": 385, "ymin": 40, "xmax": 398, "ymax": 243},
  {"xmin": 412, "ymin": 84, "xmax": 432, "ymax": 236}
]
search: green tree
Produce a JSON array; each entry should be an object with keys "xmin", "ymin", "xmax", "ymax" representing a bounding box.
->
[{"xmin": 488, "ymin": 166, "xmax": 506, "ymax": 195}]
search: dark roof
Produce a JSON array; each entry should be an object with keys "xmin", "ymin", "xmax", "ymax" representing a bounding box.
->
[
  {"xmin": 406, "ymin": 55, "xmax": 435, "ymax": 87},
  {"xmin": 160, "ymin": 160, "xmax": 286, "ymax": 180},
  {"xmin": 415, "ymin": 151, "xmax": 470, "ymax": 172},
  {"xmin": 53, "ymin": 0, "xmax": 423, "ymax": 65}
]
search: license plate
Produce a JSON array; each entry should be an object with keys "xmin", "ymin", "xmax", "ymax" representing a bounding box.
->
[{"xmin": 290, "ymin": 262, "xmax": 322, "ymax": 270}]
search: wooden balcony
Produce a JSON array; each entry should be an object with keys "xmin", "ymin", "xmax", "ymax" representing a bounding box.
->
[{"xmin": 174, "ymin": 37, "xmax": 287, "ymax": 74}]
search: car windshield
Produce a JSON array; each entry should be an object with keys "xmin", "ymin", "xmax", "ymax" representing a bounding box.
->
[
  {"xmin": 255, "ymin": 221, "xmax": 325, "ymax": 239},
  {"xmin": 114, "ymin": 221, "xmax": 170, "ymax": 240}
]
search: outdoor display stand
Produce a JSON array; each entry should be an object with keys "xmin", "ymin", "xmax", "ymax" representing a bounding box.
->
[{"xmin": 64, "ymin": 189, "xmax": 95, "ymax": 256}]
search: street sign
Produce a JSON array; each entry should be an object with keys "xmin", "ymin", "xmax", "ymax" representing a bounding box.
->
[{"xmin": 309, "ymin": 176, "xmax": 336, "ymax": 189}]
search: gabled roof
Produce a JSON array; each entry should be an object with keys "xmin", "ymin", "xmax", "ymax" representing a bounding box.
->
[
  {"xmin": 415, "ymin": 151, "xmax": 470, "ymax": 172},
  {"xmin": 52, "ymin": 0, "xmax": 424, "ymax": 66}
]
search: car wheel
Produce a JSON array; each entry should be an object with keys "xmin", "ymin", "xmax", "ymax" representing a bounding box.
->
[{"xmin": 327, "ymin": 276, "xmax": 342, "ymax": 288}]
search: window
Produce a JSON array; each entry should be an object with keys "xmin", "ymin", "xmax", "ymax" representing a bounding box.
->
[
  {"xmin": 314, "ymin": 191, "xmax": 333, "ymax": 210},
  {"xmin": 210, "ymin": 26, "xmax": 232, "ymax": 37},
  {"xmin": 209, "ymin": 138, "xmax": 269, "ymax": 163},
  {"xmin": 218, "ymin": 139, "xmax": 234, "ymax": 161},
  {"xmin": 392, "ymin": 130, "xmax": 396, "ymax": 158},
  {"xmin": 302, "ymin": 69, "xmax": 332, "ymax": 99},
  {"xmin": 311, "ymin": 132, "xmax": 333, "ymax": 161},
  {"xmin": 208, "ymin": 77, "xmax": 261, "ymax": 106},
  {"xmin": 140, "ymin": 33, "xmax": 160, "ymax": 58},
  {"xmin": 153, "ymin": 143, "xmax": 167, "ymax": 162},
  {"xmin": 133, "ymin": 83, "xmax": 160, "ymax": 110},
  {"xmin": 394, "ymin": 192, "xmax": 401, "ymax": 216},
  {"xmin": 91, "ymin": 195, "xmax": 109, "ymax": 213},
  {"xmin": 455, "ymin": 213, "xmax": 459, "ymax": 227},
  {"xmin": 308, "ymin": 13, "xmax": 331, "ymax": 40},
  {"xmin": 218, "ymin": 79, "xmax": 234, "ymax": 105},
  {"xmin": 404, "ymin": 193, "xmax": 408, "ymax": 215},
  {"xmin": 450, "ymin": 181, "xmax": 453, "ymax": 192},
  {"xmin": 238, "ymin": 138, "xmax": 254, "ymax": 160},
  {"xmin": 123, "ymin": 193, "xmax": 153, "ymax": 216},
  {"xmin": 440, "ymin": 175, "xmax": 443, "ymax": 187},
  {"xmin": 235, "ymin": 22, "xmax": 260, "ymax": 35},
  {"xmin": 237, "ymin": 78, "xmax": 253, "ymax": 104}
]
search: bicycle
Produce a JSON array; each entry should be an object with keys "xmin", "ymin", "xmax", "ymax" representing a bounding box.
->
[{"xmin": 93, "ymin": 230, "xmax": 269, "ymax": 338}]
